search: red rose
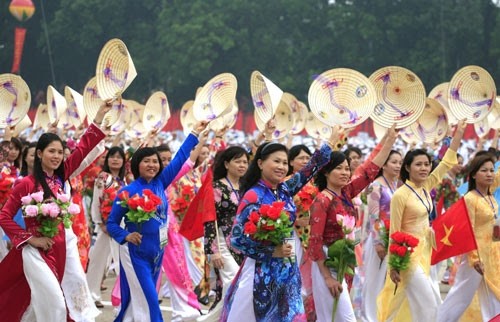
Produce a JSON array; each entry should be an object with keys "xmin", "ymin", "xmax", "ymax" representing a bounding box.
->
[
  {"xmin": 389, "ymin": 244, "xmax": 399, "ymax": 255},
  {"xmin": 128, "ymin": 195, "xmax": 141, "ymax": 210},
  {"xmin": 249, "ymin": 211, "xmax": 261, "ymax": 223},
  {"xmin": 118, "ymin": 190, "xmax": 130, "ymax": 201},
  {"xmin": 181, "ymin": 185, "xmax": 194, "ymax": 196},
  {"xmin": 383, "ymin": 219, "xmax": 391, "ymax": 230},
  {"xmin": 272, "ymin": 201, "xmax": 286, "ymax": 209},
  {"xmin": 396, "ymin": 245, "xmax": 408, "ymax": 257},
  {"xmin": 244, "ymin": 221, "xmax": 257, "ymax": 235},
  {"xmin": 266, "ymin": 206, "xmax": 282, "ymax": 220},
  {"xmin": 259, "ymin": 204, "xmax": 271, "ymax": 216},
  {"xmin": 142, "ymin": 200, "xmax": 157, "ymax": 213}
]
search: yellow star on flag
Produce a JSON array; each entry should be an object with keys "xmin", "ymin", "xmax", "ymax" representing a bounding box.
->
[{"xmin": 440, "ymin": 224, "xmax": 454, "ymax": 246}]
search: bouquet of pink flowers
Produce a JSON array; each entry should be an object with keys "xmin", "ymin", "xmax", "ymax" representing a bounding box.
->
[{"xmin": 22, "ymin": 191, "xmax": 81, "ymax": 238}]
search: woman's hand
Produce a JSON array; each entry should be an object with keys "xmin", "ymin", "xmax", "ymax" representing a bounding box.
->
[
  {"xmin": 27, "ymin": 236, "xmax": 54, "ymax": 251},
  {"xmin": 325, "ymin": 276, "xmax": 343, "ymax": 298},
  {"xmin": 93, "ymin": 100, "xmax": 113, "ymax": 126},
  {"xmin": 375, "ymin": 244, "xmax": 387, "ymax": 260},
  {"xmin": 192, "ymin": 121, "xmax": 209, "ymax": 136},
  {"xmin": 210, "ymin": 253, "xmax": 224, "ymax": 269},
  {"xmin": 327, "ymin": 125, "xmax": 343, "ymax": 148},
  {"xmin": 385, "ymin": 123, "xmax": 398, "ymax": 144},
  {"xmin": 125, "ymin": 232, "xmax": 142, "ymax": 245},
  {"xmin": 295, "ymin": 215, "xmax": 310, "ymax": 227},
  {"xmin": 272, "ymin": 243, "xmax": 292, "ymax": 258},
  {"xmin": 263, "ymin": 118, "xmax": 276, "ymax": 140},
  {"xmin": 473, "ymin": 261, "xmax": 484, "ymax": 275},
  {"xmin": 390, "ymin": 269, "xmax": 401, "ymax": 285}
]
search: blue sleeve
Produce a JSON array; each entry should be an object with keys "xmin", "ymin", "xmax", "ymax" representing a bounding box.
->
[
  {"xmin": 106, "ymin": 187, "xmax": 130, "ymax": 244},
  {"xmin": 284, "ymin": 144, "xmax": 332, "ymax": 196},
  {"xmin": 230, "ymin": 199, "xmax": 275, "ymax": 261},
  {"xmin": 158, "ymin": 134, "xmax": 199, "ymax": 189}
]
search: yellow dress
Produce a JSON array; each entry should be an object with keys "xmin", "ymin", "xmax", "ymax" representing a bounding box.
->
[{"xmin": 377, "ymin": 150, "xmax": 457, "ymax": 321}]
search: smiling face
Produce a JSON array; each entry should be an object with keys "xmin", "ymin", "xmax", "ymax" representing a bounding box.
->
[
  {"xmin": 258, "ymin": 150, "xmax": 288, "ymax": 187},
  {"xmin": 383, "ymin": 153, "xmax": 402, "ymax": 179},
  {"xmin": 225, "ymin": 154, "xmax": 249, "ymax": 179},
  {"xmin": 138, "ymin": 155, "xmax": 161, "ymax": 181},
  {"xmin": 37, "ymin": 141, "xmax": 64, "ymax": 175},
  {"xmin": 290, "ymin": 150, "xmax": 311, "ymax": 174},
  {"xmin": 108, "ymin": 151, "xmax": 125, "ymax": 172},
  {"xmin": 407, "ymin": 155, "xmax": 432, "ymax": 185},
  {"xmin": 326, "ymin": 159, "xmax": 351, "ymax": 190}
]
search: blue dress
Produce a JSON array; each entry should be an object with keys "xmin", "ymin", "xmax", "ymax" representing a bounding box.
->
[
  {"xmin": 221, "ymin": 144, "xmax": 332, "ymax": 322},
  {"xmin": 107, "ymin": 134, "xmax": 198, "ymax": 322}
]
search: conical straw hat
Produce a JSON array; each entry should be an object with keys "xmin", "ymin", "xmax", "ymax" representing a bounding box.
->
[
  {"xmin": 373, "ymin": 121, "xmax": 388, "ymax": 141},
  {"xmin": 47, "ymin": 85, "xmax": 67, "ymax": 125},
  {"xmin": 143, "ymin": 91, "xmax": 170, "ymax": 130},
  {"xmin": 209, "ymin": 101, "xmax": 238, "ymax": 131},
  {"xmin": 448, "ymin": 65, "xmax": 496, "ymax": 124},
  {"xmin": 61, "ymin": 86, "xmax": 86, "ymax": 129},
  {"xmin": 83, "ymin": 77, "xmax": 102, "ymax": 123},
  {"xmin": 0, "ymin": 73, "xmax": 31, "ymax": 128},
  {"xmin": 399, "ymin": 125, "xmax": 419, "ymax": 145},
  {"xmin": 369, "ymin": 66, "xmax": 426, "ymax": 129},
  {"xmin": 253, "ymin": 99, "xmax": 293, "ymax": 140},
  {"xmin": 193, "ymin": 73, "xmax": 237, "ymax": 122},
  {"xmin": 12, "ymin": 115, "xmax": 32, "ymax": 136},
  {"xmin": 250, "ymin": 71, "xmax": 283, "ymax": 123},
  {"xmin": 102, "ymin": 97, "xmax": 126, "ymax": 128},
  {"xmin": 409, "ymin": 98, "xmax": 449, "ymax": 144},
  {"xmin": 308, "ymin": 68, "xmax": 376, "ymax": 128},
  {"xmin": 281, "ymin": 93, "xmax": 306, "ymax": 134},
  {"xmin": 487, "ymin": 97, "xmax": 500, "ymax": 129},
  {"xmin": 180, "ymin": 100, "xmax": 196, "ymax": 135},
  {"xmin": 428, "ymin": 82, "xmax": 459, "ymax": 125},
  {"xmin": 33, "ymin": 104, "xmax": 51, "ymax": 130},
  {"xmin": 474, "ymin": 116, "xmax": 490, "ymax": 138},
  {"xmin": 96, "ymin": 38, "xmax": 137, "ymax": 101},
  {"xmin": 126, "ymin": 121, "xmax": 148, "ymax": 139},
  {"xmin": 305, "ymin": 111, "xmax": 331, "ymax": 140},
  {"xmin": 107, "ymin": 99, "xmax": 132, "ymax": 135}
]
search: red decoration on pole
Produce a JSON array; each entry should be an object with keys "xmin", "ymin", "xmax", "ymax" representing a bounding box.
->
[
  {"xmin": 9, "ymin": 0, "xmax": 35, "ymax": 22},
  {"xmin": 11, "ymin": 27, "xmax": 27, "ymax": 74}
]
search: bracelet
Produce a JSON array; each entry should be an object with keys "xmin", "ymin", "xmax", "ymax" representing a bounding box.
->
[
  {"xmin": 190, "ymin": 130, "xmax": 199, "ymax": 137},
  {"xmin": 93, "ymin": 121, "xmax": 102, "ymax": 127},
  {"xmin": 216, "ymin": 136, "xmax": 223, "ymax": 139}
]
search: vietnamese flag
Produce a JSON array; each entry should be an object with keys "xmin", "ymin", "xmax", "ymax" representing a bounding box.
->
[
  {"xmin": 431, "ymin": 198, "xmax": 478, "ymax": 265},
  {"xmin": 179, "ymin": 170, "xmax": 216, "ymax": 241}
]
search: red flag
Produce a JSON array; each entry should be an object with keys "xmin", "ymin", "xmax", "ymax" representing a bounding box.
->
[
  {"xmin": 11, "ymin": 27, "xmax": 27, "ymax": 74},
  {"xmin": 431, "ymin": 197, "xmax": 477, "ymax": 265},
  {"xmin": 489, "ymin": 313, "xmax": 500, "ymax": 322},
  {"xmin": 178, "ymin": 170, "xmax": 216, "ymax": 241},
  {"xmin": 436, "ymin": 194, "xmax": 445, "ymax": 216}
]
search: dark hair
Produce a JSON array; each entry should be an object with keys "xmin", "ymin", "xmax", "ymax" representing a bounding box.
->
[
  {"xmin": 34, "ymin": 133, "xmax": 65, "ymax": 199},
  {"xmin": 315, "ymin": 151, "xmax": 349, "ymax": 191},
  {"xmin": 155, "ymin": 145, "xmax": 171, "ymax": 153},
  {"xmin": 20, "ymin": 142, "xmax": 37, "ymax": 177},
  {"xmin": 130, "ymin": 147, "xmax": 163, "ymax": 180},
  {"xmin": 400, "ymin": 149, "xmax": 431, "ymax": 182},
  {"xmin": 287, "ymin": 144, "xmax": 312, "ymax": 176},
  {"xmin": 9, "ymin": 137, "xmax": 23, "ymax": 168},
  {"xmin": 467, "ymin": 154, "xmax": 496, "ymax": 193},
  {"xmin": 475, "ymin": 150, "xmax": 495, "ymax": 159},
  {"xmin": 376, "ymin": 150, "xmax": 401, "ymax": 178},
  {"xmin": 213, "ymin": 146, "xmax": 249, "ymax": 181},
  {"xmin": 241, "ymin": 142, "xmax": 288, "ymax": 193},
  {"xmin": 344, "ymin": 146, "xmax": 362, "ymax": 160},
  {"xmin": 103, "ymin": 146, "xmax": 126, "ymax": 180}
]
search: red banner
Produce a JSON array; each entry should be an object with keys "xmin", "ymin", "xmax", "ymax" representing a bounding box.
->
[{"xmin": 11, "ymin": 27, "xmax": 27, "ymax": 74}]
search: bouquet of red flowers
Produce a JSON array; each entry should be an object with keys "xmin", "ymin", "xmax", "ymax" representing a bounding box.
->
[
  {"xmin": 376, "ymin": 218, "xmax": 391, "ymax": 249},
  {"xmin": 117, "ymin": 189, "xmax": 162, "ymax": 224},
  {"xmin": 170, "ymin": 185, "xmax": 195, "ymax": 221},
  {"xmin": 22, "ymin": 191, "xmax": 81, "ymax": 238},
  {"xmin": 388, "ymin": 231, "xmax": 419, "ymax": 293},
  {"xmin": 100, "ymin": 186, "xmax": 118, "ymax": 223},
  {"xmin": 243, "ymin": 201, "xmax": 294, "ymax": 245},
  {"xmin": 0, "ymin": 165, "xmax": 17, "ymax": 208},
  {"xmin": 294, "ymin": 183, "xmax": 318, "ymax": 247}
]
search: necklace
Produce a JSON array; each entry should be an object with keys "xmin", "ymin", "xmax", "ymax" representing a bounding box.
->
[
  {"xmin": 404, "ymin": 183, "xmax": 433, "ymax": 216},
  {"xmin": 382, "ymin": 175, "xmax": 397, "ymax": 194},
  {"xmin": 225, "ymin": 177, "xmax": 241, "ymax": 202},
  {"xmin": 475, "ymin": 189, "xmax": 495, "ymax": 214},
  {"xmin": 325, "ymin": 187, "xmax": 354, "ymax": 209}
]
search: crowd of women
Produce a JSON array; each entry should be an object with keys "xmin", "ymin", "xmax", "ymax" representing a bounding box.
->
[{"xmin": 0, "ymin": 110, "xmax": 499, "ymax": 322}]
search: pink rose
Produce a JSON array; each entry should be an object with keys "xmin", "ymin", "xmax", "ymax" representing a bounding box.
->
[
  {"xmin": 56, "ymin": 193, "xmax": 70, "ymax": 203},
  {"xmin": 24, "ymin": 205, "xmax": 39, "ymax": 217},
  {"xmin": 31, "ymin": 191, "xmax": 44, "ymax": 203},
  {"xmin": 48, "ymin": 203, "xmax": 61, "ymax": 218},
  {"xmin": 21, "ymin": 195, "xmax": 33, "ymax": 205},
  {"xmin": 67, "ymin": 203, "xmax": 80, "ymax": 215}
]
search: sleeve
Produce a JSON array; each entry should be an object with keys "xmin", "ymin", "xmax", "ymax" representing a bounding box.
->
[
  {"xmin": 91, "ymin": 174, "xmax": 105, "ymax": 225},
  {"xmin": 172, "ymin": 159, "xmax": 195, "ymax": 184},
  {"xmin": 389, "ymin": 190, "xmax": 407, "ymax": 234},
  {"xmin": 345, "ymin": 161, "xmax": 380, "ymax": 199},
  {"xmin": 0, "ymin": 178, "xmax": 34, "ymax": 248},
  {"xmin": 64, "ymin": 123, "xmax": 106, "ymax": 181},
  {"xmin": 69, "ymin": 141, "xmax": 106, "ymax": 179},
  {"xmin": 353, "ymin": 142, "xmax": 382, "ymax": 178},
  {"xmin": 308, "ymin": 194, "xmax": 329, "ymax": 261},
  {"xmin": 285, "ymin": 144, "xmax": 332, "ymax": 196},
  {"xmin": 492, "ymin": 165, "xmax": 500, "ymax": 191},
  {"xmin": 158, "ymin": 134, "xmax": 199, "ymax": 189},
  {"xmin": 230, "ymin": 189, "xmax": 275, "ymax": 261},
  {"xmin": 464, "ymin": 193, "xmax": 479, "ymax": 266},
  {"xmin": 424, "ymin": 149, "xmax": 457, "ymax": 191},
  {"xmin": 106, "ymin": 187, "xmax": 131, "ymax": 244},
  {"xmin": 367, "ymin": 183, "xmax": 383, "ymax": 244}
]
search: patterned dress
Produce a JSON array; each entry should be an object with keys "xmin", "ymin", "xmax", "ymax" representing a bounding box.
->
[{"xmin": 221, "ymin": 144, "xmax": 332, "ymax": 322}]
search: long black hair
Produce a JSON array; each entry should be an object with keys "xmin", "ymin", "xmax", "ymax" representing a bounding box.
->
[
  {"xmin": 375, "ymin": 150, "xmax": 401, "ymax": 179},
  {"xmin": 287, "ymin": 144, "xmax": 312, "ymax": 176},
  {"xmin": 103, "ymin": 146, "xmax": 126, "ymax": 180},
  {"xmin": 34, "ymin": 133, "xmax": 65, "ymax": 199},
  {"xmin": 467, "ymin": 154, "xmax": 496, "ymax": 193},
  {"xmin": 213, "ymin": 146, "xmax": 249, "ymax": 181},
  {"xmin": 130, "ymin": 147, "xmax": 163, "ymax": 180},
  {"xmin": 20, "ymin": 142, "xmax": 37, "ymax": 177},
  {"xmin": 400, "ymin": 149, "xmax": 431, "ymax": 183},
  {"xmin": 314, "ymin": 151, "xmax": 349, "ymax": 191},
  {"xmin": 241, "ymin": 142, "xmax": 288, "ymax": 193},
  {"xmin": 9, "ymin": 137, "xmax": 23, "ymax": 168}
]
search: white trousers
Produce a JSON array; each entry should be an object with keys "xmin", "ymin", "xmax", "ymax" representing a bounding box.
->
[
  {"xmin": 437, "ymin": 256, "xmax": 500, "ymax": 322},
  {"xmin": 198, "ymin": 230, "xmax": 239, "ymax": 322},
  {"xmin": 0, "ymin": 227, "xmax": 9, "ymax": 262},
  {"xmin": 311, "ymin": 261, "xmax": 356, "ymax": 322},
  {"xmin": 225, "ymin": 258, "xmax": 256, "ymax": 322},
  {"xmin": 183, "ymin": 237, "xmax": 203, "ymax": 285},
  {"xmin": 86, "ymin": 229, "xmax": 119, "ymax": 301},
  {"xmin": 22, "ymin": 228, "xmax": 99, "ymax": 322},
  {"xmin": 360, "ymin": 236, "xmax": 387, "ymax": 322}
]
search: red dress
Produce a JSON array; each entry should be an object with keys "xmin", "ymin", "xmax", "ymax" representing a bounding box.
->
[{"xmin": 0, "ymin": 124, "xmax": 105, "ymax": 322}]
